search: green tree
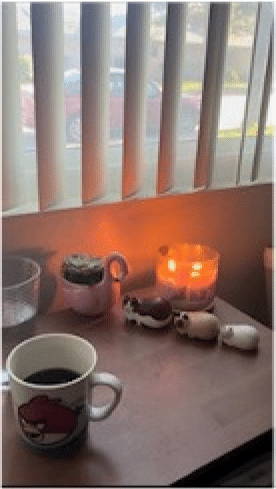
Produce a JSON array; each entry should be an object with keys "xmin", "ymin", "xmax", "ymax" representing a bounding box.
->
[{"xmin": 230, "ymin": 3, "xmax": 257, "ymax": 36}]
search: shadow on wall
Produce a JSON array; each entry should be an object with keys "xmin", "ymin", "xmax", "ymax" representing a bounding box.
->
[
  {"xmin": 123, "ymin": 268, "xmax": 156, "ymax": 293},
  {"xmin": 3, "ymin": 248, "xmax": 57, "ymax": 315}
]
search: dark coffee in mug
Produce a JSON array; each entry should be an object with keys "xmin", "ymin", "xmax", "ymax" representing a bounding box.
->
[{"xmin": 24, "ymin": 368, "xmax": 80, "ymax": 385}]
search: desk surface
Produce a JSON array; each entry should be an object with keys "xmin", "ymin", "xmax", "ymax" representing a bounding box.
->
[{"xmin": 2, "ymin": 290, "xmax": 273, "ymax": 486}]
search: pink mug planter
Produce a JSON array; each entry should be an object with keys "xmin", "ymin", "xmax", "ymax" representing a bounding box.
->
[{"xmin": 61, "ymin": 253, "xmax": 129, "ymax": 316}]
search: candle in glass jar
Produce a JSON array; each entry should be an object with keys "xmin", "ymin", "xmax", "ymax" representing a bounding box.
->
[{"xmin": 157, "ymin": 244, "xmax": 219, "ymax": 310}]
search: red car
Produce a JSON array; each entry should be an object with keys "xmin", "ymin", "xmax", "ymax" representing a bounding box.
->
[{"xmin": 21, "ymin": 68, "xmax": 200, "ymax": 143}]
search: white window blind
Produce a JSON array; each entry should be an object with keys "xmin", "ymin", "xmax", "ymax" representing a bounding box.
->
[
  {"xmin": 236, "ymin": 2, "xmax": 273, "ymax": 184},
  {"xmin": 2, "ymin": 2, "xmax": 274, "ymax": 216},
  {"xmin": 123, "ymin": 2, "xmax": 150, "ymax": 199},
  {"xmin": 157, "ymin": 3, "xmax": 187, "ymax": 194},
  {"xmin": 81, "ymin": 3, "xmax": 110, "ymax": 204},
  {"xmin": 194, "ymin": 3, "xmax": 230, "ymax": 189},
  {"xmin": 3, "ymin": 3, "xmax": 22, "ymax": 211},
  {"xmin": 32, "ymin": 3, "xmax": 65, "ymax": 211}
]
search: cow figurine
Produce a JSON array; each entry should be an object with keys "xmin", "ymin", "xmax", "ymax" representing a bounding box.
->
[
  {"xmin": 174, "ymin": 311, "xmax": 220, "ymax": 340},
  {"xmin": 219, "ymin": 324, "xmax": 259, "ymax": 350},
  {"xmin": 123, "ymin": 296, "xmax": 173, "ymax": 328}
]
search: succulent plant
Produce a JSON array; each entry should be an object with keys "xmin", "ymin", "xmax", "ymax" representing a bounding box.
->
[{"xmin": 61, "ymin": 254, "xmax": 104, "ymax": 285}]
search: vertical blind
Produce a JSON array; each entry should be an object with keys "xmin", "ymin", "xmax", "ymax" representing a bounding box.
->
[
  {"xmin": 2, "ymin": 2, "xmax": 274, "ymax": 215},
  {"xmin": 236, "ymin": 2, "xmax": 273, "ymax": 184},
  {"xmin": 3, "ymin": 3, "xmax": 22, "ymax": 211},
  {"xmin": 81, "ymin": 3, "xmax": 110, "ymax": 204},
  {"xmin": 32, "ymin": 3, "xmax": 65, "ymax": 211},
  {"xmin": 194, "ymin": 3, "xmax": 230, "ymax": 189},
  {"xmin": 123, "ymin": 3, "xmax": 150, "ymax": 199},
  {"xmin": 157, "ymin": 3, "xmax": 186, "ymax": 194}
]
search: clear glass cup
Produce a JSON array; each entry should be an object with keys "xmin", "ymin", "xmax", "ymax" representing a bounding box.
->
[{"xmin": 2, "ymin": 255, "xmax": 41, "ymax": 328}]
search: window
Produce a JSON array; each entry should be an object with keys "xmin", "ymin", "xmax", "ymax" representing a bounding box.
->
[
  {"xmin": 110, "ymin": 74, "xmax": 125, "ymax": 98},
  {"xmin": 2, "ymin": 2, "xmax": 274, "ymax": 216},
  {"xmin": 147, "ymin": 82, "xmax": 159, "ymax": 99},
  {"xmin": 213, "ymin": 2, "xmax": 273, "ymax": 187}
]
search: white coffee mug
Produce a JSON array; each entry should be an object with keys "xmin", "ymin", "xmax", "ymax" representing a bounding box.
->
[{"xmin": 6, "ymin": 334, "xmax": 122, "ymax": 454}]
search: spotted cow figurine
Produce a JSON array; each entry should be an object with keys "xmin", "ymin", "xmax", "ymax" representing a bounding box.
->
[
  {"xmin": 123, "ymin": 296, "xmax": 173, "ymax": 328},
  {"xmin": 174, "ymin": 311, "xmax": 220, "ymax": 340}
]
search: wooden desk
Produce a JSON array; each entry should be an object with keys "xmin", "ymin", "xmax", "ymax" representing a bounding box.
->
[{"xmin": 2, "ymin": 292, "xmax": 273, "ymax": 486}]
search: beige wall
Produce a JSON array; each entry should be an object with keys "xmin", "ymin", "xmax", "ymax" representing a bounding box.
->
[{"xmin": 3, "ymin": 183, "xmax": 273, "ymax": 326}]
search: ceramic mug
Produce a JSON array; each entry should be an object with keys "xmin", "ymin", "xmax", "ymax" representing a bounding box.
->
[
  {"xmin": 62, "ymin": 253, "xmax": 129, "ymax": 316},
  {"xmin": 6, "ymin": 334, "xmax": 122, "ymax": 455}
]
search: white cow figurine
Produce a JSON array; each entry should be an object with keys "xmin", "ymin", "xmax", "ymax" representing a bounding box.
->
[
  {"xmin": 219, "ymin": 324, "xmax": 260, "ymax": 350},
  {"xmin": 174, "ymin": 311, "xmax": 220, "ymax": 340}
]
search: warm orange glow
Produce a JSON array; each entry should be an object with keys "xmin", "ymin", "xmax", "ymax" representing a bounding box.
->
[
  {"xmin": 168, "ymin": 259, "xmax": 176, "ymax": 272},
  {"xmin": 190, "ymin": 271, "xmax": 200, "ymax": 278},
  {"xmin": 157, "ymin": 244, "xmax": 219, "ymax": 292}
]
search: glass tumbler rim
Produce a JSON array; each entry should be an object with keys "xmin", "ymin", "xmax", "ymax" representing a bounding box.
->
[{"xmin": 2, "ymin": 255, "xmax": 41, "ymax": 291}]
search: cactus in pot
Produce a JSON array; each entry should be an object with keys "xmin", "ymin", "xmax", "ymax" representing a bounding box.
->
[{"xmin": 61, "ymin": 254, "xmax": 104, "ymax": 285}]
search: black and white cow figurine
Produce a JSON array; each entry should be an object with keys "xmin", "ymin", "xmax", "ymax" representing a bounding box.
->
[{"xmin": 123, "ymin": 296, "xmax": 173, "ymax": 328}]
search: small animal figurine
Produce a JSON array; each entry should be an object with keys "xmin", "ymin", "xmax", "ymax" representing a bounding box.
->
[
  {"xmin": 219, "ymin": 324, "xmax": 260, "ymax": 351},
  {"xmin": 174, "ymin": 311, "xmax": 220, "ymax": 340},
  {"xmin": 123, "ymin": 296, "xmax": 173, "ymax": 328}
]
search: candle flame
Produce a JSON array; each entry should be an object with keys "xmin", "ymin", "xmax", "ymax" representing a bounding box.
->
[{"xmin": 168, "ymin": 259, "xmax": 176, "ymax": 272}]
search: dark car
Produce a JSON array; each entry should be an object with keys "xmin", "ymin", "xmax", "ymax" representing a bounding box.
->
[{"xmin": 21, "ymin": 68, "xmax": 200, "ymax": 143}]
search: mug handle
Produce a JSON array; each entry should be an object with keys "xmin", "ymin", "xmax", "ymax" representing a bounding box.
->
[
  {"xmin": 88, "ymin": 372, "xmax": 123, "ymax": 421},
  {"xmin": 106, "ymin": 253, "xmax": 129, "ymax": 282}
]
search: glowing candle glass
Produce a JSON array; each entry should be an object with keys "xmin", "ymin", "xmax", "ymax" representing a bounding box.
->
[{"xmin": 156, "ymin": 244, "xmax": 220, "ymax": 310}]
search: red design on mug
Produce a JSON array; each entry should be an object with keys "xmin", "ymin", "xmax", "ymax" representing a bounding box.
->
[{"xmin": 18, "ymin": 395, "xmax": 83, "ymax": 443}]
